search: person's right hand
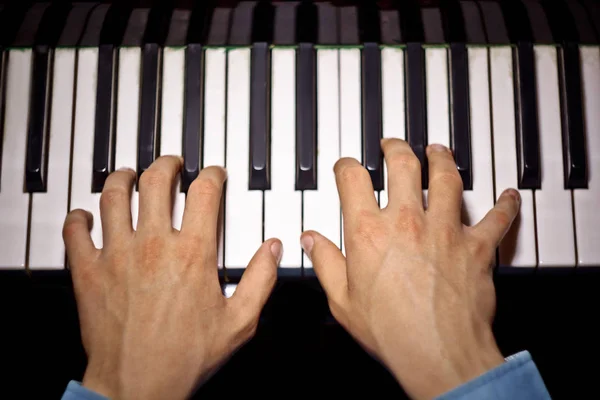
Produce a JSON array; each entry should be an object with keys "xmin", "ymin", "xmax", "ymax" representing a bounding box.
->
[{"xmin": 301, "ymin": 139, "xmax": 520, "ymax": 400}]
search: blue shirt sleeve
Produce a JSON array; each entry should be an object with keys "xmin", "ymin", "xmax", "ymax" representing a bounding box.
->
[
  {"xmin": 435, "ymin": 351, "xmax": 551, "ymax": 400},
  {"xmin": 61, "ymin": 351, "xmax": 550, "ymax": 400},
  {"xmin": 61, "ymin": 381, "xmax": 108, "ymax": 400}
]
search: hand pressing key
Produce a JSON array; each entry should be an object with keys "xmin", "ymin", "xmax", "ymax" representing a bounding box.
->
[
  {"xmin": 62, "ymin": 156, "xmax": 282, "ymax": 400},
  {"xmin": 301, "ymin": 139, "xmax": 521, "ymax": 400}
]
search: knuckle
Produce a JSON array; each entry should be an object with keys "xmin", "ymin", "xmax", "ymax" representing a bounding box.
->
[
  {"xmin": 432, "ymin": 171, "xmax": 463, "ymax": 191},
  {"xmin": 338, "ymin": 163, "xmax": 368, "ymax": 185},
  {"xmin": 100, "ymin": 187, "xmax": 129, "ymax": 209},
  {"xmin": 136, "ymin": 235, "xmax": 167, "ymax": 270},
  {"xmin": 493, "ymin": 208, "xmax": 512, "ymax": 227},
  {"xmin": 352, "ymin": 211, "xmax": 388, "ymax": 248},
  {"xmin": 387, "ymin": 152, "xmax": 421, "ymax": 173},
  {"xmin": 62, "ymin": 218, "xmax": 81, "ymax": 240},
  {"xmin": 189, "ymin": 176, "xmax": 221, "ymax": 198},
  {"xmin": 394, "ymin": 208, "xmax": 424, "ymax": 240},
  {"xmin": 139, "ymin": 169, "xmax": 169, "ymax": 189}
]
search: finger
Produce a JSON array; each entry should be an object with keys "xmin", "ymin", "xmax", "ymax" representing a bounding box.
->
[
  {"xmin": 301, "ymin": 231, "xmax": 348, "ymax": 309},
  {"xmin": 100, "ymin": 167, "xmax": 136, "ymax": 242},
  {"xmin": 228, "ymin": 239, "xmax": 281, "ymax": 329},
  {"xmin": 180, "ymin": 166, "xmax": 227, "ymax": 242},
  {"xmin": 381, "ymin": 138, "xmax": 423, "ymax": 209},
  {"xmin": 425, "ymin": 144, "xmax": 463, "ymax": 223},
  {"xmin": 63, "ymin": 209, "xmax": 99, "ymax": 269},
  {"xmin": 334, "ymin": 158, "xmax": 379, "ymax": 220},
  {"xmin": 137, "ymin": 156, "xmax": 183, "ymax": 232},
  {"xmin": 471, "ymin": 189, "xmax": 521, "ymax": 249}
]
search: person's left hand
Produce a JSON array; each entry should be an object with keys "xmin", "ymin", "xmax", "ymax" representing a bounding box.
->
[{"xmin": 62, "ymin": 156, "xmax": 282, "ymax": 400}]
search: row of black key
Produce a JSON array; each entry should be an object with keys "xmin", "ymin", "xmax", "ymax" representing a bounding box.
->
[{"xmin": 3, "ymin": 0, "xmax": 597, "ymax": 195}]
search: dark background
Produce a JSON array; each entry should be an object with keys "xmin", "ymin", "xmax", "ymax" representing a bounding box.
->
[{"xmin": 2, "ymin": 270, "xmax": 599, "ymax": 399}]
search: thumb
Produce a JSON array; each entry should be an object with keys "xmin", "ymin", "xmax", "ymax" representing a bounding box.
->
[
  {"xmin": 301, "ymin": 231, "xmax": 348, "ymax": 308},
  {"xmin": 228, "ymin": 238, "xmax": 281, "ymax": 328}
]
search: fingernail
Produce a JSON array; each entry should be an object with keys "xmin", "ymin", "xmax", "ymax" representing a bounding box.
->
[
  {"xmin": 118, "ymin": 167, "xmax": 135, "ymax": 174},
  {"xmin": 270, "ymin": 241, "xmax": 283, "ymax": 264},
  {"xmin": 504, "ymin": 189, "xmax": 520, "ymax": 204},
  {"xmin": 429, "ymin": 144, "xmax": 448, "ymax": 153},
  {"xmin": 301, "ymin": 234, "xmax": 314, "ymax": 259}
]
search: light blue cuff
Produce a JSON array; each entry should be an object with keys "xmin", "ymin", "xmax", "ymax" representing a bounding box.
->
[
  {"xmin": 435, "ymin": 351, "xmax": 551, "ymax": 400},
  {"xmin": 61, "ymin": 381, "xmax": 109, "ymax": 400}
]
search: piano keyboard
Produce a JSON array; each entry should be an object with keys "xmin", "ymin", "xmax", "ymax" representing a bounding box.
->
[{"xmin": 0, "ymin": 1, "xmax": 598, "ymax": 277}]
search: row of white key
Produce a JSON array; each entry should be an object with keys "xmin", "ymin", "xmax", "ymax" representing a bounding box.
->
[{"xmin": 0, "ymin": 45, "xmax": 598, "ymax": 271}]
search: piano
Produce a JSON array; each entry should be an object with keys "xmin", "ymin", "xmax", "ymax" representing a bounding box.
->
[{"xmin": 0, "ymin": 0, "xmax": 598, "ymax": 398}]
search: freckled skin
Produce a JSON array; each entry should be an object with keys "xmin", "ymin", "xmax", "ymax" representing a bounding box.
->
[
  {"xmin": 63, "ymin": 139, "xmax": 521, "ymax": 400},
  {"xmin": 302, "ymin": 139, "xmax": 521, "ymax": 400}
]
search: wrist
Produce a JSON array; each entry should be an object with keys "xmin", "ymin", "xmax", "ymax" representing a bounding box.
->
[
  {"xmin": 82, "ymin": 362, "xmax": 119, "ymax": 399},
  {"xmin": 388, "ymin": 331, "xmax": 505, "ymax": 399}
]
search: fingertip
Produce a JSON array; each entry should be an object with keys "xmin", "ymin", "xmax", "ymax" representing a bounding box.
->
[
  {"xmin": 267, "ymin": 238, "xmax": 283, "ymax": 265},
  {"xmin": 300, "ymin": 231, "xmax": 315, "ymax": 259},
  {"xmin": 501, "ymin": 188, "xmax": 521, "ymax": 205}
]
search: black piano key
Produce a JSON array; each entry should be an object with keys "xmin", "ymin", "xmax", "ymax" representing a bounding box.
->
[
  {"xmin": 295, "ymin": 43, "xmax": 316, "ymax": 190},
  {"xmin": 0, "ymin": 2, "xmax": 32, "ymax": 47},
  {"xmin": 137, "ymin": 43, "xmax": 162, "ymax": 181},
  {"xmin": 92, "ymin": 45, "xmax": 116, "ymax": 193},
  {"xmin": 92, "ymin": 5, "xmax": 132, "ymax": 192},
  {"xmin": 25, "ymin": 46, "xmax": 52, "ymax": 193},
  {"xmin": 405, "ymin": 42, "xmax": 428, "ymax": 189},
  {"xmin": 137, "ymin": 6, "xmax": 173, "ymax": 182},
  {"xmin": 514, "ymin": 42, "xmax": 541, "ymax": 189},
  {"xmin": 25, "ymin": 3, "xmax": 71, "ymax": 193},
  {"xmin": 498, "ymin": 2, "xmax": 540, "ymax": 189},
  {"xmin": 440, "ymin": 0, "xmax": 472, "ymax": 190},
  {"xmin": 448, "ymin": 43, "xmax": 472, "ymax": 190},
  {"xmin": 249, "ymin": 42, "xmax": 271, "ymax": 190},
  {"xmin": 361, "ymin": 43, "xmax": 384, "ymax": 191},
  {"xmin": 249, "ymin": 3, "xmax": 274, "ymax": 191},
  {"xmin": 357, "ymin": 2, "xmax": 383, "ymax": 191},
  {"xmin": 295, "ymin": 1, "xmax": 317, "ymax": 191},
  {"xmin": 541, "ymin": 1, "xmax": 588, "ymax": 188},
  {"xmin": 396, "ymin": 0, "xmax": 427, "ymax": 187},
  {"xmin": 558, "ymin": 43, "xmax": 587, "ymax": 188},
  {"xmin": 182, "ymin": 44, "xmax": 204, "ymax": 193}
]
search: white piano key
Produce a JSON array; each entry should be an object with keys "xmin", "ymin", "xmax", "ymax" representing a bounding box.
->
[
  {"xmin": 264, "ymin": 48, "xmax": 302, "ymax": 269},
  {"xmin": 380, "ymin": 47, "xmax": 406, "ymax": 209},
  {"xmin": 533, "ymin": 46, "xmax": 576, "ymax": 267},
  {"xmin": 462, "ymin": 48, "xmax": 494, "ymax": 227},
  {"xmin": 114, "ymin": 48, "xmax": 141, "ymax": 230},
  {"xmin": 70, "ymin": 49, "xmax": 102, "ymax": 248},
  {"xmin": 574, "ymin": 46, "xmax": 600, "ymax": 266},
  {"xmin": 339, "ymin": 48, "xmax": 363, "ymax": 256},
  {"xmin": 303, "ymin": 49, "xmax": 341, "ymax": 268},
  {"xmin": 426, "ymin": 49, "xmax": 450, "ymax": 147},
  {"xmin": 0, "ymin": 51, "xmax": 32, "ymax": 269},
  {"xmin": 425, "ymin": 47, "xmax": 451, "ymax": 209},
  {"xmin": 203, "ymin": 48, "xmax": 227, "ymax": 269},
  {"xmin": 490, "ymin": 47, "xmax": 537, "ymax": 267},
  {"xmin": 159, "ymin": 47, "xmax": 185, "ymax": 230},
  {"xmin": 29, "ymin": 49, "xmax": 76, "ymax": 270},
  {"xmin": 225, "ymin": 48, "xmax": 263, "ymax": 269}
]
